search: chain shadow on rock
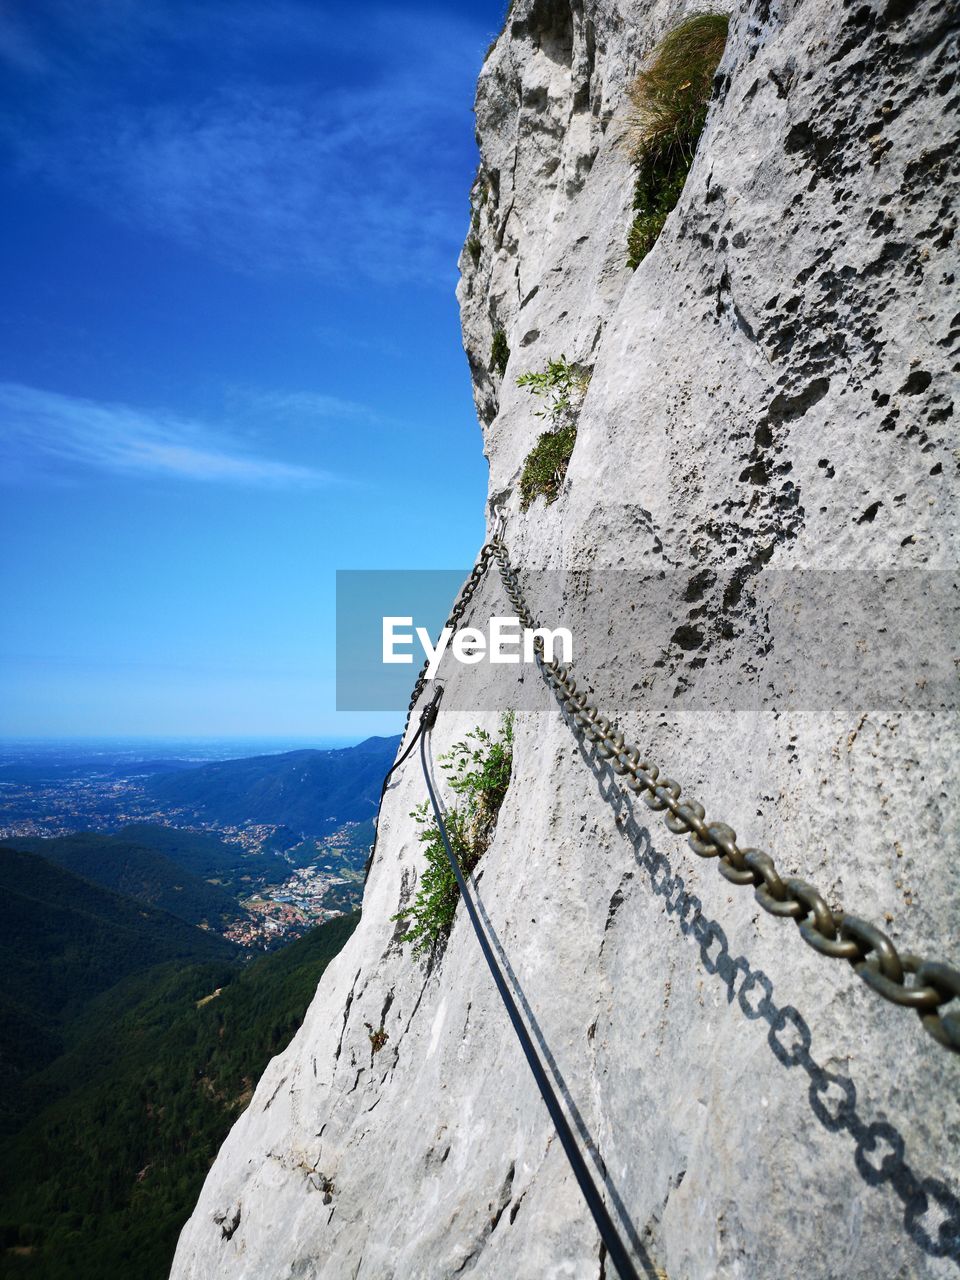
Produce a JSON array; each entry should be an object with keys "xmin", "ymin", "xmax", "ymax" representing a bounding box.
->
[
  {"xmin": 416, "ymin": 715, "xmax": 656, "ymax": 1277},
  {"xmin": 572, "ymin": 728, "xmax": 960, "ymax": 1268},
  {"xmin": 467, "ymin": 875, "xmax": 659, "ymax": 1280}
]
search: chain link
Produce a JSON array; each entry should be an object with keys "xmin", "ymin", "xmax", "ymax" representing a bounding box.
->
[
  {"xmin": 399, "ymin": 544, "xmax": 499, "ymax": 740},
  {"xmin": 407, "ymin": 539, "xmax": 960, "ymax": 1055}
]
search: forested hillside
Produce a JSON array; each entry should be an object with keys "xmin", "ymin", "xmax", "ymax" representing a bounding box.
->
[
  {"xmin": 0, "ymin": 846, "xmax": 237, "ymax": 1134},
  {"xmin": 5, "ymin": 833, "xmax": 240, "ymax": 927},
  {"xmin": 0, "ymin": 912, "xmax": 358, "ymax": 1280},
  {"xmin": 118, "ymin": 822, "xmax": 291, "ymax": 887}
]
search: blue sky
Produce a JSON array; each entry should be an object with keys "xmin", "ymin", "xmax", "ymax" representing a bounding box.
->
[{"xmin": 0, "ymin": 0, "xmax": 503, "ymax": 740}]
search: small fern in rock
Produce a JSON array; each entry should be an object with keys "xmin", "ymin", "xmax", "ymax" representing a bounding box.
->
[
  {"xmin": 516, "ymin": 356, "xmax": 591, "ymax": 425},
  {"xmin": 446, "ymin": 715, "xmax": 515, "ymax": 849},
  {"xmin": 625, "ymin": 12, "xmax": 729, "ymax": 268},
  {"xmin": 392, "ymin": 714, "xmax": 514, "ymax": 957}
]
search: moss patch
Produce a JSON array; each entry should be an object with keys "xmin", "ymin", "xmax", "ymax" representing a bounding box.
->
[
  {"xmin": 519, "ymin": 424, "xmax": 578, "ymax": 510},
  {"xmin": 491, "ymin": 327, "xmax": 509, "ymax": 377}
]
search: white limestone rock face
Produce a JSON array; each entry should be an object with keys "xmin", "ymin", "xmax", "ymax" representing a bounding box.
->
[{"xmin": 172, "ymin": 0, "xmax": 960, "ymax": 1276}]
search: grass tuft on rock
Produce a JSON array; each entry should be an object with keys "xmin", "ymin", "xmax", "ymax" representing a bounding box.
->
[{"xmin": 625, "ymin": 12, "xmax": 729, "ymax": 268}]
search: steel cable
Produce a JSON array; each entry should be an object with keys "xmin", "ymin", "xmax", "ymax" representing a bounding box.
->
[{"xmin": 417, "ymin": 687, "xmax": 641, "ymax": 1280}]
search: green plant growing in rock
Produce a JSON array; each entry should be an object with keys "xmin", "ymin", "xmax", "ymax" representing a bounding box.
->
[
  {"xmin": 491, "ymin": 327, "xmax": 510, "ymax": 377},
  {"xmin": 625, "ymin": 12, "xmax": 729, "ymax": 268},
  {"xmin": 516, "ymin": 356, "xmax": 590, "ymax": 509},
  {"xmin": 365, "ymin": 1022, "xmax": 388, "ymax": 1053},
  {"xmin": 467, "ymin": 234, "xmax": 482, "ymax": 266},
  {"xmin": 392, "ymin": 713, "xmax": 514, "ymax": 957},
  {"xmin": 516, "ymin": 356, "xmax": 590, "ymax": 424}
]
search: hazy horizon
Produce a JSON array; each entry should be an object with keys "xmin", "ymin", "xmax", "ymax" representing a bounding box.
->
[{"xmin": 0, "ymin": 732, "xmax": 402, "ymax": 765}]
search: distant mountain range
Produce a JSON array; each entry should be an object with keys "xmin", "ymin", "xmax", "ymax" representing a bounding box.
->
[{"xmin": 147, "ymin": 735, "xmax": 401, "ymax": 835}]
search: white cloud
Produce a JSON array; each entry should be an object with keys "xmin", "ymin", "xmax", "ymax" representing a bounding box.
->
[
  {"xmin": 86, "ymin": 82, "xmax": 467, "ymax": 285},
  {"xmin": 224, "ymin": 385, "xmax": 406, "ymax": 435},
  {"xmin": 229, "ymin": 387, "xmax": 381, "ymax": 424},
  {"xmin": 0, "ymin": 381, "xmax": 333, "ymax": 488}
]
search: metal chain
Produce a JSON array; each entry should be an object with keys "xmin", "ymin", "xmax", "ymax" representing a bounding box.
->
[
  {"xmin": 409, "ymin": 539, "xmax": 960, "ymax": 1055},
  {"xmin": 399, "ymin": 543, "xmax": 499, "ymax": 739},
  {"xmin": 365, "ymin": 548, "xmax": 501, "ymax": 889}
]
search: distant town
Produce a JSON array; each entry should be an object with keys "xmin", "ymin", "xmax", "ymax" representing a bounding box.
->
[{"xmin": 0, "ymin": 754, "xmax": 372, "ymax": 949}]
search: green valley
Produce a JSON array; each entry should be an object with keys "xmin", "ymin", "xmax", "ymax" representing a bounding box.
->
[{"xmin": 0, "ymin": 911, "xmax": 358, "ymax": 1280}]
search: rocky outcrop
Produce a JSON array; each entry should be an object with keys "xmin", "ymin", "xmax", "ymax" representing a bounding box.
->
[{"xmin": 172, "ymin": 0, "xmax": 959, "ymax": 1276}]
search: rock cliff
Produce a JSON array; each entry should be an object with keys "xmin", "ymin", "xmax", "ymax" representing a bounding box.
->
[{"xmin": 172, "ymin": 0, "xmax": 959, "ymax": 1276}]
